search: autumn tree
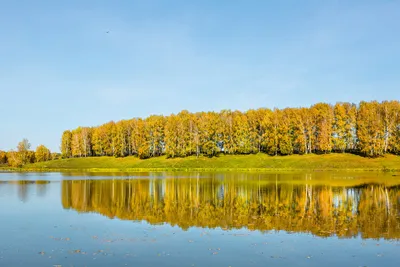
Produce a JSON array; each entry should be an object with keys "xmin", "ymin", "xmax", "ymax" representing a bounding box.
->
[
  {"xmin": 357, "ymin": 101, "xmax": 385, "ymax": 157},
  {"xmin": 390, "ymin": 102, "xmax": 400, "ymax": 155},
  {"xmin": 91, "ymin": 122, "xmax": 113, "ymax": 156},
  {"xmin": 71, "ymin": 127, "xmax": 83, "ymax": 157},
  {"xmin": 6, "ymin": 139, "xmax": 34, "ymax": 167},
  {"xmin": 220, "ymin": 110, "xmax": 235, "ymax": 154},
  {"xmin": 333, "ymin": 103, "xmax": 357, "ymax": 152},
  {"xmin": 81, "ymin": 127, "xmax": 92, "ymax": 157},
  {"xmin": 131, "ymin": 119, "xmax": 151, "ymax": 159},
  {"xmin": 0, "ymin": 150, "xmax": 7, "ymax": 164},
  {"xmin": 263, "ymin": 109, "xmax": 279, "ymax": 155},
  {"xmin": 311, "ymin": 103, "xmax": 333, "ymax": 153},
  {"xmin": 232, "ymin": 111, "xmax": 252, "ymax": 154},
  {"xmin": 6, "ymin": 150, "xmax": 22, "ymax": 167},
  {"xmin": 165, "ymin": 111, "xmax": 199, "ymax": 157},
  {"xmin": 146, "ymin": 115, "xmax": 165, "ymax": 157},
  {"xmin": 61, "ymin": 130, "xmax": 72, "ymax": 158},
  {"xmin": 91, "ymin": 125, "xmax": 107, "ymax": 156},
  {"xmin": 278, "ymin": 108, "xmax": 294, "ymax": 155},
  {"xmin": 17, "ymin": 138, "xmax": 31, "ymax": 164},
  {"xmin": 165, "ymin": 114, "xmax": 184, "ymax": 157},
  {"xmin": 35, "ymin": 145, "xmax": 51, "ymax": 162},
  {"xmin": 198, "ymin": 112, "xmax": 221, "ymax": 157},
  {"xmin": 26, "ymin": 151, "xmax": 36, "ymax": 164},
  {"xmin": 381, "ymin": 101, "xmax": 400, "ymax": 153},
  {"xmin": 127, "ymin": 119, "xmax": 139, "ymax": 156},
  {"xmin": 247, "ymin": 108, "xmax": 268, "ymax": 153},
  {"xmin": 290, "ymin": 108, "xmax": 309, "ymax": 154}
]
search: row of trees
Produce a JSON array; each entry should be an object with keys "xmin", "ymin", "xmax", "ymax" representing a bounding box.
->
[
  {"xmin": 60, "ymin": 100, "xmax": 400, "ymax": 158},
  {"xmin": 0, "ymin": 139, "xmax": 55, "ymax": 167}
]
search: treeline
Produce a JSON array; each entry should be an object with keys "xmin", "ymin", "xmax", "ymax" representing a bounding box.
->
[
  {"xmin": 60, "ymin": 101, "xmax": 400, "ymax": 159},
  {"xmin": 0, "ymin": 139, "xmax": 58, "ymax": 167}
]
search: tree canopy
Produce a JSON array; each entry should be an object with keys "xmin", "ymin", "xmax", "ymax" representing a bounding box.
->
[
  {"xmin": 1, "ymin": 139, "xmax": 53, "ymax": 167},
  {"xmin": 60, "ymin": 100, "xmax": 400, "ymax": 158}
]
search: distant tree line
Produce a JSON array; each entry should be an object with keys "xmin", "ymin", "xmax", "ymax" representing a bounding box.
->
[
  {"xmin": 60, "ymin": 101, "xmax": 400, "ymax": 159},
  {"xmin": 0, "ymin": 139, "xmax": 58, "ymax": 167}
]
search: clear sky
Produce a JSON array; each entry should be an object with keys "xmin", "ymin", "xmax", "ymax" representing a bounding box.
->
[{"xmin": 1, "ymin": 0, "xmax": 399, "ymax": 152}]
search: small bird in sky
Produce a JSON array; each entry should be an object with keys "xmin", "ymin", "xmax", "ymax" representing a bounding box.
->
[{"xmin": 106, "ymin": 31, "xmax": 110, "ymax": 34}]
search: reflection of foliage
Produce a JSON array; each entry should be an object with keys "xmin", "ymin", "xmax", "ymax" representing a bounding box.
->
[
  {"xmin": 17, "ymin": 182, "xmax": 29, "ymax": 203},
  {"xmin": 2, "ymin": 180, "xmax": 50, "ymax": 201},
  {"xmin": 62, "ymin": 177, "xmax": 400, "ymax": 239}
]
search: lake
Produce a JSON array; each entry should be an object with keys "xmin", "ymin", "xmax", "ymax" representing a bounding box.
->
[{"xmin": 0, "ymin": 172, "xmax": 399, "ymax": 266}]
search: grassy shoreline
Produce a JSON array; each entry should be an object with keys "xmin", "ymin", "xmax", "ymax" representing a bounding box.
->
[{"xmin": 1, "ymin": 153, "xmax": 400, "ymax": 173}]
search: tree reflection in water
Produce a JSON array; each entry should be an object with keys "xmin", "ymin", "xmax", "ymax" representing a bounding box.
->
[{"xmin": 61, "ymin": 174, "xmax": 400, "ymax": 239}]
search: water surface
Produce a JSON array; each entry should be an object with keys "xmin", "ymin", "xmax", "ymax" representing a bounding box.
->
[{"xmin": 0, "ymin": 172, "xmax": 399, "ymax": 266}]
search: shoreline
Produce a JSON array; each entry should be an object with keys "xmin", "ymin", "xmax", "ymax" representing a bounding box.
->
[
  {"xmin": 2, "ymin": 153, "xmax": 400, "ymax": 173},
  {"xmin": 1, "ymin": 167, "xmax": 400, "ymax": 173}
]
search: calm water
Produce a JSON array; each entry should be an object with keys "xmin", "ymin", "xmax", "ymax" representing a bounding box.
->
[{"xmin": 0, "ymin": 172, "xmax": 399, "ymax": 267}]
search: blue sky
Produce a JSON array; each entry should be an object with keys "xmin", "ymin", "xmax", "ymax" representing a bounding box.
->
[{"xmin": 1, "ymin": 0, "xmax": 399, "ymax": 152}]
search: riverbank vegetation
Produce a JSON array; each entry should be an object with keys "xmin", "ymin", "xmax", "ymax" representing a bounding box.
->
[
  {"xmin": 0, "ymin": 139, "xmax": 57, "ymax": 167},
  {"xmin": 16, "ymin": 153, "xmax": 400, "ymax": 172},
  {"xmin": 2, "ymin": 100, "xmax": 400, "ymax": 169}
]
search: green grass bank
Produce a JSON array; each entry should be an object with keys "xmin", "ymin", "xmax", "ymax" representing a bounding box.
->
[{"xmin": 2, "ymin": 153, "xmax": 400, "ymax": 172}]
